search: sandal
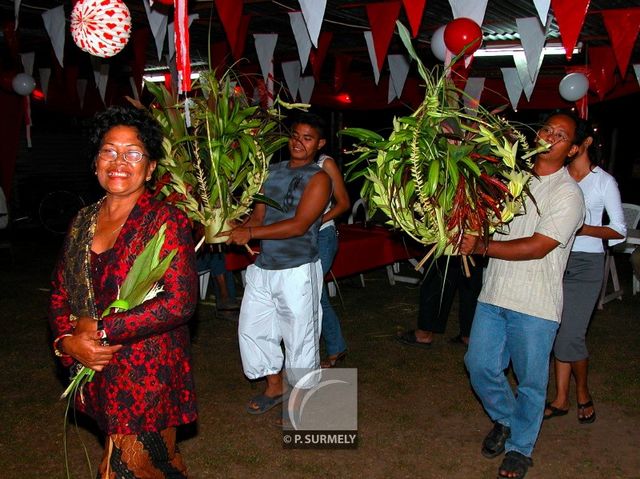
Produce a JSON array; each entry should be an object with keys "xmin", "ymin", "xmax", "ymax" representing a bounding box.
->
[
  {"xmin": 498, "ymin": 451, "xmax": 533, "ymax": 479},
  {"xmin": 246, "ymin": 391, "xmax": 289, "ymax": 415},
  {"xmin": 543, "ymin": 402, "xmax": 569, "ymax": 420},
  {"xmin": 396, "ymin": 330, "xmax": 432, "ymax": 349},
  {"xmin": 320, "ymin": 350, "xmax": 347, "ymax": 368},
  {"xmin": 577, "ymin": 400, "xmax": 596, "ymax": 424},
  {"xmin": 482, "ymin": 422, "xmax": 511, "ymax": 458}
]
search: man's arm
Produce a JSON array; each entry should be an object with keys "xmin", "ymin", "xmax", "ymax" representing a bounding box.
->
[
  {"xmin": 460, "ymin": 233, "xmax": 559, "ymax": 261},
  {"xmin": 227, "ymin": 171, "xmax": 331, "ymax": 245}
]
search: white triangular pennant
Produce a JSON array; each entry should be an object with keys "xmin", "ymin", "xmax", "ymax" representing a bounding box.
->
[
  {"xmin": 299, "ymin": 0, "xmax": 326, "ymax": 48},
  {"xmin": 77, "ymin": 79, "xmax": 87, "ymax": 110},
  {"xmin": 364, "ymin": 31, "xmax": 380, "ymax": 84},
  {"xmin": 143, "ymin": 0, "xmax": 169, "ymax": 61},
  {"xmin": 129, "ymin": 76, "xmax": 140, "ymax": 101},
  {"xmin": 92, "ymin": 58, "xmax": 109, "ymax": 104},
  {"xmin": 298, "ymin": 75, "xmax": 315, "ymax": 104},
  {"xmin": 289, "ymin": 12, "xmax": 312, "ymax": 71},
  {"xmin": 20, "ymin": 52, "xmax": 34, "ymax": 75},
  {"xmin": 39, "ymin": 68, "xmax": 51, "ymax": 100},
  {"xmin": 517, "ymin": 17, "xmax": 545, "ymax": 82},
  {"xmin": 532, "ymin": 0, "xmax": 550, "ymax": 26},
  {"xmin": 254, "ymin": 33, "xmax": 278, "ymax": 83},
  {"xmin": 281, "ymin": 60, "xmax": 302, "ymax": 101},
  {"xmin": 463, "ymin": 77, "xmax": 485, "ymax": 115},
  {"xmin": 387, "ymin": 78, "xmax": 397, "ymax": 103},
  {"xmin": 449, "ymin": 0, "xmax": 488, "ymax": 26},
  {"xmin": 501, "ymin": 67, "xmax": 523, "ymax": 111},
  {"xmin": 513, "ymin": 51, "xmax": 542, "ymax": 101},
  {"xmin": 168, "ymin": 14, "xmax": 198, "ymax": 62},
  {"xmin": 42, "ymin": 6, "xmax": 65, "ymax": 67},
  {"xmin": 388, "ymin": 54, "xmax": 410, "ymax": 98},
  {"xmin": 634, "ymin": 64, "xmax": 640, "ymax": 87},
  {"xmin": 14, "ymin": 0, "xmax": 21, "ymax": 29}
]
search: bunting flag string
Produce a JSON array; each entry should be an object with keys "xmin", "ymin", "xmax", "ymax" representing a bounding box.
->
[
  {"xmin": 215, "ymin": 0, "xmax": 243, "ymax": 57},
  {"xmin": 365, "ymin": 2, "xmax": 402, "ymax": 72},
  {"xmin": 299, "ymin": 0, "xmax": 326, "ymax": 48},
  {"xmin": 401, "ymin": 0, "xmax": 426, "ymax": 38}
]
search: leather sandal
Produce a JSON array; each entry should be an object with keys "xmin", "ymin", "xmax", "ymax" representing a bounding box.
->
[
  {"xmin": 498, "ymin": 451, "xmax": 533, "ymax": 479},
  {"xmin": 482, "ymin": 422, "xmax": 511, "ymax": 458},
  {"xmin": 543, "ymin": 402, "xmax": 569, "ymax": 420},
  {"xmin": 320, "ymin": 350, "xmax": 347, "ymax": 368},
  {"xmin": 577, "ymin": 400, "xmax": 596, "ymax": 424}
]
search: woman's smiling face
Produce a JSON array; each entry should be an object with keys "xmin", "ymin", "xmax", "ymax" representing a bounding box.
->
[{"xmin": 96, "ymin": 125, "xmax": 156, "ymax": 198}]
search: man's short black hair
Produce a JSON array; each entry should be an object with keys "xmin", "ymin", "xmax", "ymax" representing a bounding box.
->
[{"xmin": 291, "ymin": 112, "xmax": 327, "ymax": 139}]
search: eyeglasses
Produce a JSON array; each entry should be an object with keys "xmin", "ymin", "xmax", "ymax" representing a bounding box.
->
[
  {"xmin": 538, "ymin": 125, "xmax": 571, "ymax": 144},
  {"xmin": 98, "ymin": 148, "xmax": 146, "ymax": 164}
]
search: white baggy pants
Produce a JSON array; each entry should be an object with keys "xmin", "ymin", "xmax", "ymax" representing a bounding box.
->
[{"xmin": 238, "ymin": 260, "xmax": 323, "ymax": 385}]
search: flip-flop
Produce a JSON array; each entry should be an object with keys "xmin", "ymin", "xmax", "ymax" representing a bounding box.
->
[
  {"xmin": 543, "ymin": 402, "xmax": 569, "ymax": 420},
  {"xmin": 577, "ymin": 400, "xmax": 596, "ymax": 424},
  {"xmin": 246, "ymin": 391, "xmax": 289, "ymax": 415},
  {"xmin": 396, "ymin": 330, "xmax": 432, "ymax": 349}
]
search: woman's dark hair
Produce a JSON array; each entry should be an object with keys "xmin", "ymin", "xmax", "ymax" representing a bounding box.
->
[
  {"xmin": 88, "ymin": 106, "xmax": 164, "ymax": 161},
  {"xmin": 291, "ymin": 112, "xmax": 327, "ymax": 139}
]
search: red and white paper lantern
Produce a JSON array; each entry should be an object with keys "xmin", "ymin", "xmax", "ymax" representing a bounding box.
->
[{"xmin": 71, "ymin": 0, "xmax": 132, "ymax": 58}]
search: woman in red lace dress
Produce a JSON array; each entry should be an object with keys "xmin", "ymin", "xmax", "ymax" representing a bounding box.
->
[{"xmin": 49, "ymin": 106, "xmax": 198, "ymax": 478}]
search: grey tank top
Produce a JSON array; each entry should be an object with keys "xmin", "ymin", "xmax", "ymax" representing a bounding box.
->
[{"xmin": 255, "ymin": 160, "xmax": 325, "ymax": 270}]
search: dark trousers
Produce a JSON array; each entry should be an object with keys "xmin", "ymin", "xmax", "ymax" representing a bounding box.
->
[{"xmin": 417, "ymin": 255, "xmax": 484, "ymax": 337}]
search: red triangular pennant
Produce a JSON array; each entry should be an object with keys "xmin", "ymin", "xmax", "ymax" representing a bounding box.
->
[
  {"xmin": 588, "ymin": 46, "xmax": 618, "ymax": 100},
  {"xmin": 232, "ymin": 14, "xmax": 251, "ymax": 61},
  {"xmin": 402, "ymin": 0, "xmax": 426, "ymax": 38},
  {"xmin": 601, "ymin": 8, "xmax": 640, "ymax": 78},
  {"xmin": 310, "ymin": 31, "xmax": 333, "ymax": 81},
  {"xmin": 551, "ymin": 0, "xmax": 590, "ymax": 60},
  {"xmin": 366, "ymin": 1, "xmax": 402, "ymax": 71},
  {"xmin": 215, "ymin": 0, "xmax": 243, "ymax": 56}
]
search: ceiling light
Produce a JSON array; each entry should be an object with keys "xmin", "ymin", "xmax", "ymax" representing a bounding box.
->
[{"xmin": 474, "ymin": 42, "xmax": 582, "ymax": 57}]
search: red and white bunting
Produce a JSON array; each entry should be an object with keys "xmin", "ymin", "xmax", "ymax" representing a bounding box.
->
[
  {"xmin": 402, "ymin": 0, "xmax": 426, "ymax": 38},
  {"xmin": 42, "ymin": 6, "xmax": 65, "ymax": 67},
  {"xmin": 551, "ymin": 0, "xmax": 590, "ymax": 61},
  {"xmin": 601, "ymin": 8, "xmax": 640, "ymax": 77},
  {"xmin": 281, "ymin": 60, "xmax": 302, "ymax": 101},
  {"xmin": 463, "ymin": 77, "xmax": 485, "ymax": 115},
  {"xmin": 143, "ymin": 0, "xmax": 168, "ymax": 61},
  {"xmin": 501, "ymin": 67, "xmax": 523, "ymax": 111},
  {"xmin": 532, "ymin": 0, "xmax": 550, "ymax": 26},
  {"xmin": 634, "ymin": 64, "xmax": 640, "ymax": 87},
  {"xmin": 363, "ymin": 31, "xmax": 380, "ymax": 84},
  {"xmin": 289, "ymin": 11, "xmax": 312, "ymax": 71},
  {"xmin": 517, "ymin": 17, "xmax": 545, "ymax": 83},
  {"xmin": 254, "ymin": 33, "xmax": 278, "ymax": 84},
  {"xmin": 299, "ymin": 75, "xmax": 315, "ymax": 104},
  {"xmin": 365, "ymin": 2, "xmax": 402, "ymax": 72},
  {"xmin": 298, "ymin": 0, "xmax": 326, "ymax": 48},
  {"xmin": 388, "ymin": 54, "xmax": 410, "ymax": 99},
  {"xmin": 39, "ymin": 67, "xmax": 51, "ymax": 100},
  {"xmin": 449, "ymin": 0, "xmax": 487, "ymax": 26}
]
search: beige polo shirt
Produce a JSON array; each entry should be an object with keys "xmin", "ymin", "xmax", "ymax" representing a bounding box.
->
[{"xmin": 478, "ymin": 167, "xmax": 585, "ymax": 322}]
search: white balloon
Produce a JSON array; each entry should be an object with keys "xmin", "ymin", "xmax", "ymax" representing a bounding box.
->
[
  {"xmin": 12, "ymin": 73, "xmax": 36, "ymax": 96},
  {"xmin": 559, "ymin": 73, "xmax": 589, "ymax": 102},
  {"xmin": 430, "ymin": 25, "xmax": 447, "ymax": 62}
]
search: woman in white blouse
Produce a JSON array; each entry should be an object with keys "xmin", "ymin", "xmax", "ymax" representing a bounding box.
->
[{"xmin": 544, "ymin": 119, "xmax": 626, "ymax": 424}]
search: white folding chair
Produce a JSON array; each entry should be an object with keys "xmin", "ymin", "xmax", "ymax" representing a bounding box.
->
[{"xmin": 599, "ymin": 203, "xmax": 640, "ymax": 308}]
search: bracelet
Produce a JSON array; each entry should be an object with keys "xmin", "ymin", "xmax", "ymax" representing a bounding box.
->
[{"xmin": 53, "ymin": 334, "xmax": 72, "ymax": 358}]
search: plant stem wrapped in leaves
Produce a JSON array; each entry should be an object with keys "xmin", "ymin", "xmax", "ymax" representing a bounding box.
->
[
  {"xmin": 341, "ymin": 22, "xmax": 547, "ymax": 260},
  {"xmin": 147, "ymin": 70, "xmax": 294, "ymax": 242}
]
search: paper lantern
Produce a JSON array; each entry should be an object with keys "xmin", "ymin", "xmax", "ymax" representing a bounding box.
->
[
  {"xmin": 430, "ymin": 25, "xmax": 447, "ymax": 62},
  {"xmin": 71, "ymin": 0, "xmax": 132, "ymax": 58},
  {"xmin": 444, "ymin": 18, "xmax": 483, "ymax": 56},
  {"xmin": 12, "ymin": 73, "xmax": 35, "ymax": 96},
  {"xmin": 559, "ymin": 73, "xmax": 589, "ymax": 102}
]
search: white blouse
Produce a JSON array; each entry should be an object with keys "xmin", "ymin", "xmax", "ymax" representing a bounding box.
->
[{"xmin": 572, "ymin": 166, "xmax": 626, "ymax": 253}]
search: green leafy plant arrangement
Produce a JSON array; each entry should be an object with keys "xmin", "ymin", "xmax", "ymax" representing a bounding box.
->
[
  {"xmin": 61, "ymin": 223, "xmax": 177, "ymax": 478},
  {"xmin": 340, "ymin": 22, "xmax": 548, "ymax": 264},
  {"xmin": 147, "ymin": 70, "xmax": 297, "ymax": 242}
]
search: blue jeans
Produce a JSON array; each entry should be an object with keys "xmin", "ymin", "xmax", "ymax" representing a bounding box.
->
[
  {"xmin": 318, "ymin": 226, "xmax": 347, "ymax": 356},
  {"xmin": 464, "ymin": 302, "xmax": 558, "ymax": 458}
]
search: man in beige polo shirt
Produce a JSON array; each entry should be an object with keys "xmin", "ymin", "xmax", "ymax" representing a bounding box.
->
[{"xmin": 459, "ymin": 111, "xmax": 586, "ymax": 479}]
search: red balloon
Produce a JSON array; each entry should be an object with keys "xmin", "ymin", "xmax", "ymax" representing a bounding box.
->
[{"xmin": 444, "ymin": 18, "xmax": 483, "ymax": 56}]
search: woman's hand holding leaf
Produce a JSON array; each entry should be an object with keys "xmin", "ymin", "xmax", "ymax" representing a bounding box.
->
[{"xmin": 63, "ymin": 332, "xmax": 122, "ymax": 372}]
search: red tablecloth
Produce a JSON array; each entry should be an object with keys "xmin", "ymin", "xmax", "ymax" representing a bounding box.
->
[{"xmin": 225, "ymin": 224, "xmax": 422, "ymax": 280}]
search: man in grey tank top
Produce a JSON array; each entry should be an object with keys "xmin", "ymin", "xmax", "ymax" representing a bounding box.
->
[{"xmin": 226, "ymin": 114, "xmax": 331, "ymax": 415}]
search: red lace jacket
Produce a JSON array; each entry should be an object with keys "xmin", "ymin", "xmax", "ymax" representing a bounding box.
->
[{"xmin": 49, "ymin": 192, "xmax": 198, "ymax": 435}]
